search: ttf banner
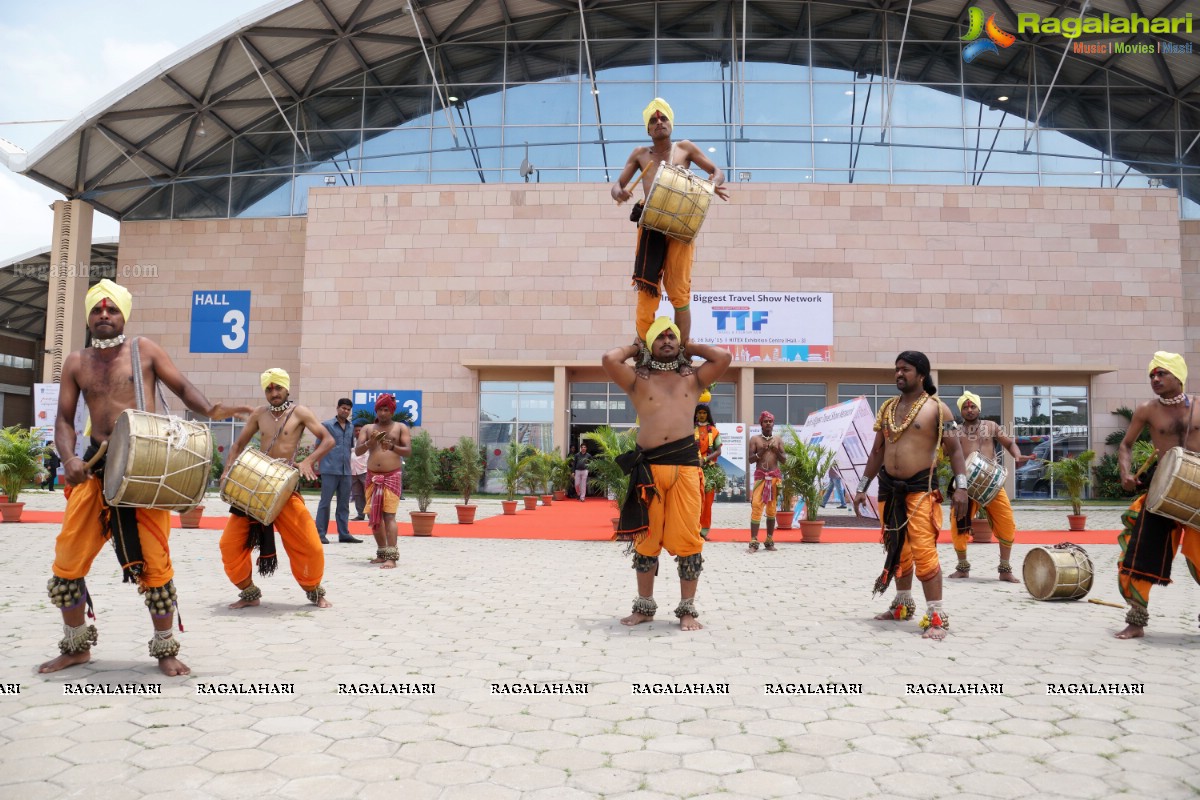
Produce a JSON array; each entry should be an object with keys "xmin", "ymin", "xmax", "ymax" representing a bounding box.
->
[{"xmin": 656, "ymin": 291, "xmax": 833, "ymax": 362}]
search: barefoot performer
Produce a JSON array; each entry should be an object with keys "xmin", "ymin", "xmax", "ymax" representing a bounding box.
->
[
  {"xmin": 947, "ymin": 391, "xmax": 1031, "ymax": 582},
  {"xmin": 748, "ymin": 411, "xmax": 786, "ymax": 552},
  {"xmin": 852, "ymin": 351, "xmax": 970, "ymax": 641},
  {"xmin": 603, "ymin": 317, "xmax": 732, "ymax": 631},
  {"xmin": 1113, "ymin": 352, "xmax": 1200, "ymax": 639},
  {"xmin": 355, "ymin": 394, "xmax": 411, "ymax": 569},
  {"xmin": 220, "ymin": 369, "xmax": 334, "ymax": 609},
  {"xmin": 41, "ymin": 280, "xmax": 253, "ymax": 676},
  {"xmin": 611, "ymin": 98, "xmax": 730, "ymax": 346},
  {"xmin": 694, "ymin": 394, "xmax": 722, "ymax": 540}
]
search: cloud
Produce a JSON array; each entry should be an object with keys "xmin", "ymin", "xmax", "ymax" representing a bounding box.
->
[{"xmin": 0, "ymin": 168, "xmax": 119, "ymax": 261}]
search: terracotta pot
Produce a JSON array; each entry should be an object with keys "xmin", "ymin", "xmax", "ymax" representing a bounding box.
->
[
  {"xmin": 970, "ymin": 517, "xmax": 993, "ymax": 543},
  {"xmin": 540, "ymin": 494, "xmax": 553, "ymax": 506},
  {"xmin": 179, "ymin": 506, "xmax": 205, "ymax": 529},
  {"xmin": 523, "ymin": 496, "xmax": 538, "ymax": 511},
  {"xmin": 553, "ymin": 490, "xmax": 566, "ymax": 501},
  {"xmin": 410, "ymin": 510, "xmax": 437, "ymax": 536},
  {"xmin": 775, "ymin": 511, "xmax": 794, "ymax": 530},
  {"xmin": 1067, "ymin": 514, "xmax": 1087, "ymax": 532},
  {"xmin": 455, "ymin": 504, "xmax": 477, "ymax": 524},
  {"xmin": 501, "ymin": 500, "xmax": 518, "ymax": 515},
  {"xmin": 0, "ymin": 502, "xmax": 25, "ymax": 523},
  {"xmin": 800, "ymin": 519, "xmax": 824, "ymax": 543}
]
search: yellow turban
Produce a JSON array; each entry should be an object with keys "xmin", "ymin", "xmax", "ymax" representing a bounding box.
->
[
  {"xmin": 642, "ymin": 98, "xmax": 674, "ymax": 127},
  {"xmin": 1149, "ymin": 352, "xmax": 1187, "ymax": 385},
  {"xmin": 646, "ymin": 316, "xmax": 680, "ymax": 346},
  {"xmin": 957, "ymin": 391, "xmax": 981, "ymax": 413},
  {"xmin": 260, "ymin": 368, "xmax": 290, "ymax": 392},
  {"xmin": 84, "ymin": 279, "xmax": 132, "ymax": 322}
]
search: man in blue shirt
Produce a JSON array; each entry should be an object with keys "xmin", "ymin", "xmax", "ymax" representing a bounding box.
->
[{"xmin": 316, "ymin": 398, "xmax": 362, "ymax": 543}]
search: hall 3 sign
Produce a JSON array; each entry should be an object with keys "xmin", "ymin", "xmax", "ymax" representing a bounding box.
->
[
  {"xmin": 190, "ymin": 291, "xmax": 251, "ymax": 353},
  {"xmin": 353, "ymin": 390, "xmax": 422, "ymax": 427}
]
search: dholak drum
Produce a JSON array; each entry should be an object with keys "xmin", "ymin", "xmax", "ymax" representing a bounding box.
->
[
  {"xmin": 964, "ymin": 452, "xmax": 1007, "ymax": 506},
  {"xmin": 220, "ymin": 448, "xmax": 299, "ymax": 525},
  {"xmin": 1145, "ymin": 446, "xmax": 1200, "ymax": 527},
  {"xmin": 1023, "ymin": 543, "xmax": 1094, "ymax": 601},
  {"xmin": 639, "ymin": 162, "xmax": 714, "ymax": 243},
  {"xmin": 103, "ymin": 409, "xmax": 212, "ymax": 510}
]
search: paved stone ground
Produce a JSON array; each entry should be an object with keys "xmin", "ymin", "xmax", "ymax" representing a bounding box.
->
[{"xmin": 2, "ymin": 490, "xmax": 1198, "ymax": 800}]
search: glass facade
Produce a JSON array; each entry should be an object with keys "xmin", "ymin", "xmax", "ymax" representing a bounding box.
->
[
  {"xmin": 480, "ymin": 380, "xmax": 555, "ymax": 455},
  {"xmin": 1012, "ymin": 385, "xmax": 1090, "ymax": 500},
  {"xmin": 122, "ymin": 2, "xmax": 1194, "ymax": 220},
  {"xmin": 754, "ymin": 383, "xmax": 827, "ymax": 426}
]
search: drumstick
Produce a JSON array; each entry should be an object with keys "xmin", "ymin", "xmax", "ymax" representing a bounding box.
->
[
  {"xmin": 83, "ymin": 441, "xmax": 108, "ymax": 471},
  {"xmin": 1087, "ymin": 598, "xmax": 1126, "ymax": 609}
]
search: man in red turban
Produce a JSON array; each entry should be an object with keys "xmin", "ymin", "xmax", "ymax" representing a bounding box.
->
[{"xmin": 355, "ymin": 394, "xmax": 411, "ymax": 569}]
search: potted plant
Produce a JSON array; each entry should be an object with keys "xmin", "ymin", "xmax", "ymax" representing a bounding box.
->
[
  {"xmin": 970, "ymin": 506, "xmax": 993, "ymax": 543},
  {"xmin": 582, "ymin": 426, "xmax": 639, "ymax": 533},
  {"xmin": 407, "ymin": 430, "xmax": 439, "ymax": 535},
  {"xmin": 781, "ymin": 426, "xmax": 838, "ymax": 543},
  {"xmin": 1045, "ymin": 449, "xmax": 1096, "ymax": 531},
  {"xmin": 518, "ymin": 449, "xmax": 543, "ymax": 510},
  {"xmin": 0, "ymin": 426, "xmax": 50, "ymax": 522},
  {"xmin": 492, "ymin": 440, "xmax": 530, "ymax": 515},
  {"xmin": 552, "ymin": 452, "xmax": 572, "ymax": 501},
  {"xmin": 450, "ymin": 436, "xmax": 485, "ymax": 524},
  {"xmin": 532, "ymin": 451, "xmax": 556, "ymax": 505}
]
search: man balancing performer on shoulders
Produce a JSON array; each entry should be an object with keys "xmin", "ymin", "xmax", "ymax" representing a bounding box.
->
[
  {"xmin": 40, "ymin": 279, "xmax": 253, "ymax": 677},
  {"xmin": 603, "ymin": 317, "xmax": 731, "ymax": 631},
  {"xmin": 946, "ymin": 391, "xmax": 1031, "ymax": 583},
  {"xmin": 852, "ymin": 351, "xmax": 970, "ymax": 641},
  {"xmin": 611, "ymin": 98, "xmax": 729, "ymax": 347},
  {"xmin": 1113, "ymin": 352, "xmax": 1200, "ymax": 639},
  {"xmin": 220, "ymin": 369, "xmax": 335, "ymax": 609},
  {"xmin": 355, "ymin": 394, "xmax": 411, "ymax": 570}
]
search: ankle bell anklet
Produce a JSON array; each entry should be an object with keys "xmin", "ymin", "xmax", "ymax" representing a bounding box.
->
[{"xmin": 59, "ymin": 623, "xmax": 98, "ymax": 655}]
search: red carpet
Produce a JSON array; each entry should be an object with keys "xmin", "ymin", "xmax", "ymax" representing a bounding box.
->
[{"xmin": 8, "ymin": 501, "xmax": 1120, "ymax": 544}]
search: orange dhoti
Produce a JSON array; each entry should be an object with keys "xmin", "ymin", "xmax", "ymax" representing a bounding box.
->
[
  {"xmin": 875, "ymin": 468, "xmax": 943, "ymax": 592},
  {"xmin": 219, "ymin": 492, "xmax": 324, "ymax": 591},
  {"xmin": 950, "ymin": 487, "xmax": 1016, "ymax": 572},
  {"xmin": 53, "ymin": 476, "xmax": 174, "ymax": 588},
  {"xmin": 1117, "ymin": 494, "xmax": 1200, "ymax": 626},
  {"xmin": 633, "ymin": 227, "xmax": 695, "ymax": 341},
  {"xmin": 634, "ymin": 464, "xmax": 705, "ymax": 560}
]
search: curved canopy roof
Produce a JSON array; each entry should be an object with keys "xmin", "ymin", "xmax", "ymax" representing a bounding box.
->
[
  {"xmin": 8, "ymin": 0, "xmax": 1200, "ymax": 218},
  {"xmin": 0, "ymin": 240, "xmax": 119, "ymax": 340}
]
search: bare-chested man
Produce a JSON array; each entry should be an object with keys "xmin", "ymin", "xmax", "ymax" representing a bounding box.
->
[
  {"xmin": 748, "ymin": 411, "xmax": 786, "ymax": 552},
  {"xmin": 611, "ymin": 98, "xmax": 730, "ymax": 345},
  {"xmin": 1113, "ymin": 352, "xmax": 1200, "ymax": 639},
  {"xmin": 947, "ymin": 391, "xmax": 1031, "ymax": 582},
  {"xmin": 220, "ymin": 368, "xmax": 334, "ymax": 609},
  {"xmin": 40, "ymin": 279, "xmax": 252, "ymax": 677},
  {"xmin": 603, "ymin": 316, "xmax": 732, "ymax": 631},
  {"xmin": 853, "ymin": 351, "xmax": 969, "ymax": 641},
  {"xmin": 355, "ymin": 394, "xmax": 412, "ymax": 569}
]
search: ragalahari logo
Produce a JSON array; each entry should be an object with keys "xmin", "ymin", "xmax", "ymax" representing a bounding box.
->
[{"xmin": 961, "ymin": 7, "xmax": 1016, "ymax": 62}]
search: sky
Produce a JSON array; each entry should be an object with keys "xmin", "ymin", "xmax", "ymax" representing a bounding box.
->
[{"xmin": 0, "ymin": 0, "xmax": 266, "ymax": 260}]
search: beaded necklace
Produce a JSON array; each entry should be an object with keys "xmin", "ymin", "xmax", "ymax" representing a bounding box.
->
[
  {"xmin": 92, "ymin": 334, "xmax": 126, "ymax": 349},
  {"xmin": 1159, "ymin": 393, "xmax": 1189, "ymax": 406},
  {"xmin": 883, "ymin": 393, "xmax": 929, "ymax": 443}
]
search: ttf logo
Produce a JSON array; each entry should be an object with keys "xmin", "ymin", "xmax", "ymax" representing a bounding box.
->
[
  {"xmin": 712, "ymin": 310, "xmax": 768, "ymax": 331},
  {"xmin": 962, "ymin": 7, "xmax": 1016, "ymax": 62}
]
